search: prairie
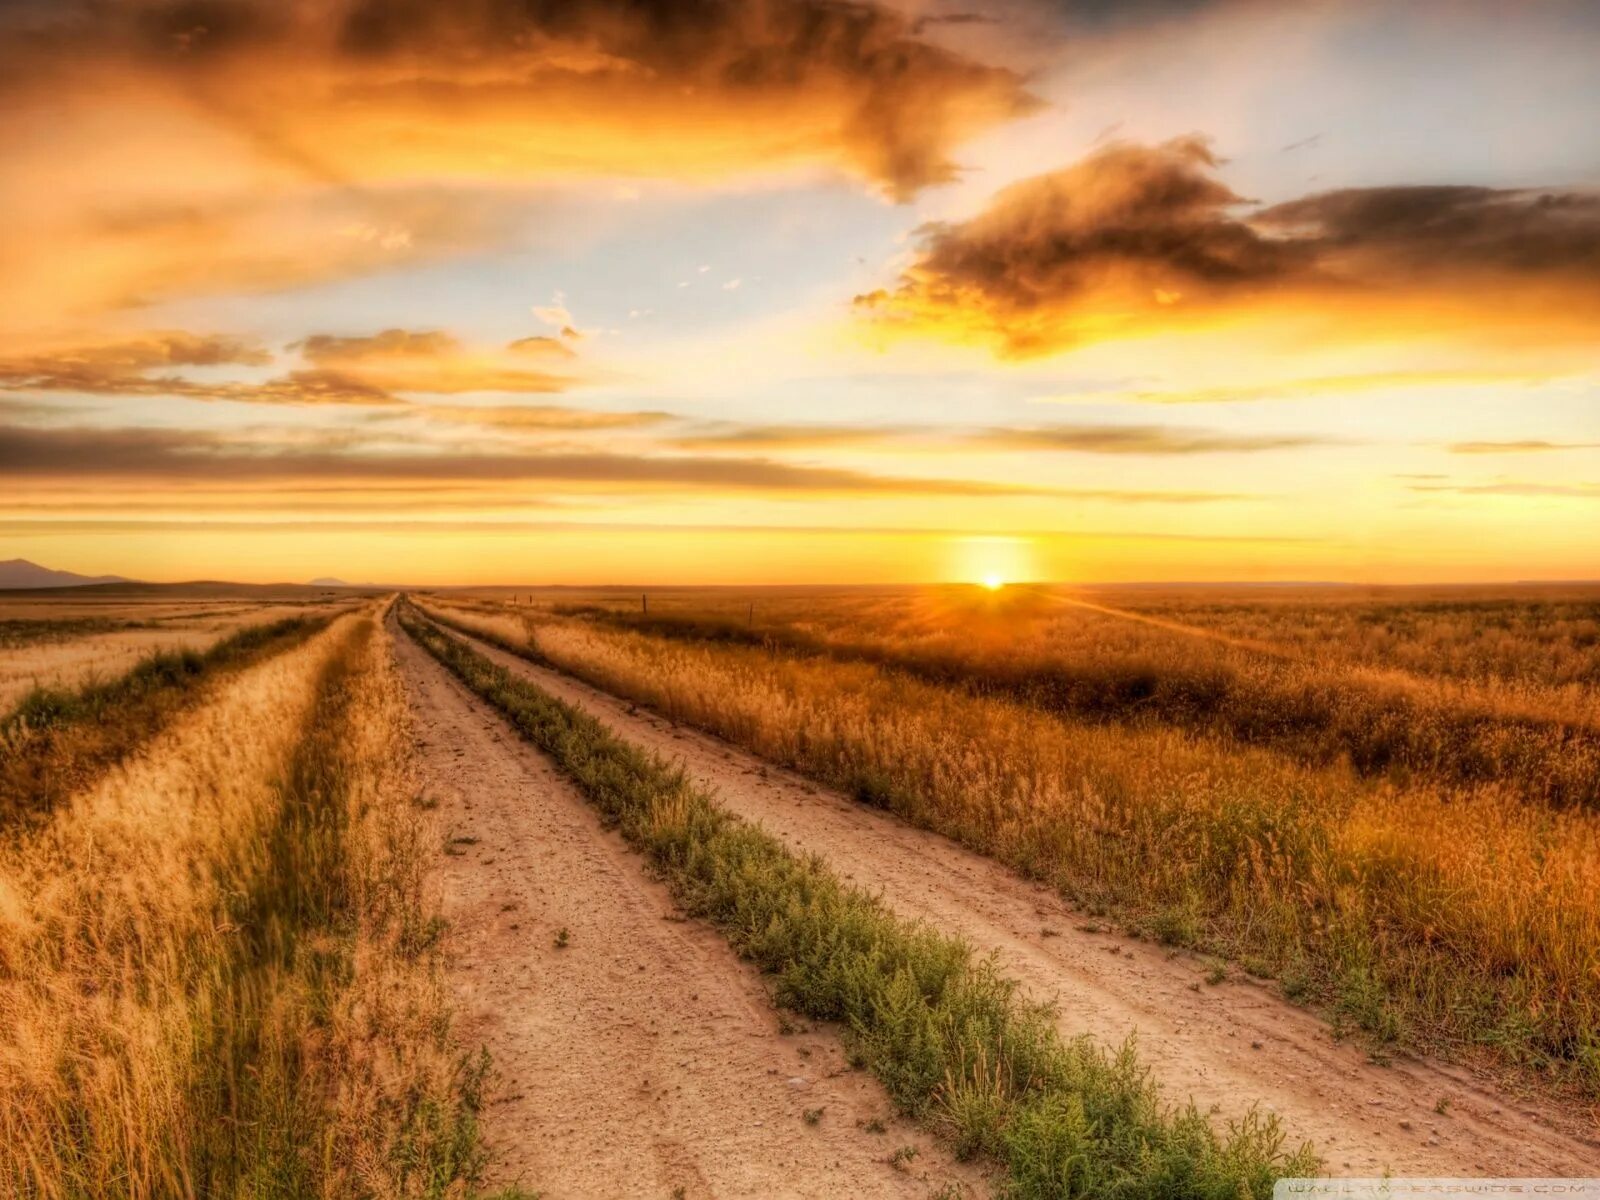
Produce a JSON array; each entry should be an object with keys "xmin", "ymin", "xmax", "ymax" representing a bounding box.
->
[
  {"xmin": 428, "ymin": 584, "xmax": 1600, "ymax": 1095},
  {"xmin": 0, "ymin": 598, "xmax": 350, "ymax": 717}
]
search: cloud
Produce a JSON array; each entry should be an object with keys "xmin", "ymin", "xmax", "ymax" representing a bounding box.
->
[
  {"xmin": 1407, "ymin": 480, "xmax": 1600, "ymax": 499},
  {"xmin": 296, "ymin": 330, "xmax": 461, "ymax": 362},
  {"xmin": 669, "ymin": 419, "xmax": 1337, "ymax": 454},
  {"xmin": 0, "ymin": 333, "xmax": 395, "ymax": 405},
  {"xmin": 1447, "ymin": 439, "xmax": 1600, "ymax": 454},
  {"xmin": 855, "ymin": 137, "xmax": 1600, "ymax": 356},
  {"xmin": 1104, "ymin": 368, "xmax": 1571, "ymax": 405},
  {"xmin": 0, "ymin": 326, "xmax": 593, "ymax": 404},
  {"xmin": 0, "ymin": 333, "xmax": 267, "ymax": 384},
  {"xmin": 507, "ymin": 336, "xmax": 577, "ymax": 360},
  {"xmin": 0, "ymin": 421, "xmax": 1248, "ymax": 502},
  {"xmin": 1252, "ymin": 185, "xmax": 1600, "ymax": 281},
  {"xmin": 961, "ymin": 423, "xmax": 1341, "ymax": 454},
  {"xmin": 667, "ymin": 424, "xmax": 916, "ymax": 451},
  {"xmin": 292, "ymin": 327, "xmax": 579, "ymax": 394},
  {"xmin": 403, "ymin": 405, "xmax": 670, "ymax": 432},
  {"xmin": 0, "ymin": 1, "xmax": 1035, "ymax": 329}
]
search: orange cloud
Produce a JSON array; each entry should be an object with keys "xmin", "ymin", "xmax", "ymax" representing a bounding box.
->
[
  {"xmin": 855, "ymin": 138, "xmax": 1600, "ymax": 356},
  {"xmin": 0, "ymin": 327, "xmax": 590, "ymax": 404},
  {"xmin": 293, "ymin": 327, "xmax": 579, "ymax": 395},
  {"xmin": 0, "ymin": 333, "xmax": 394, "ymax": 405},
  {"xmin": 0, "ymin": 0, "xmax": 1035, "ymax": 329}
]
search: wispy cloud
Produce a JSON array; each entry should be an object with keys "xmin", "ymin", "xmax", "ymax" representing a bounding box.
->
[
  {"xmin": 292, "ymin": 327, "xmax": 579, "ymax": 395},
  {"xmin": 1099, "ymin": 369, "xmax": 1570, "ymax": 405},
  {"xmin": 961, "ymin": 424, "xmax": 1344, "ymax": 454},
  {"xmin": 668, "ymin": 420, "xmax": 1342, "ymax": 454},
  {"xmin": 0, "ymin": 421, "xmax": 1248, "ymax": 502},
  {"xmin": 1407, "ymin": 481, "xmax": 1600, "ymax": 499},
  {"xmin": 0, "ymin": 328, "xmax": 591, "ymax": 405},
  {"xmin": 1447, "ymin": 439, "xmax": 1600, "ymax": 454}
]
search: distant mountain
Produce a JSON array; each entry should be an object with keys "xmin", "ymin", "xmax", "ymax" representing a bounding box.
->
[
  {"xmin": 0, "ymin": 559, "xmax": 132, "ymax": 589},
  {"xmin": 307, "ymin": 577, "xmax": 396, "ymax": 589}
]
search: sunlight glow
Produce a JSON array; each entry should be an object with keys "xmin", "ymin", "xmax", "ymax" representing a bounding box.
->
[{"xmin": 980, "ymin": 574, "xmax": 1005, "ymax": 591}]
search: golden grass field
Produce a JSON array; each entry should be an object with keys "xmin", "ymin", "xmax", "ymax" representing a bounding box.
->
[
  {"xmin": 0, "ymin": 598, "xmax": 351, "ymax": 716},
  {"xmin": 432, "ymin": 583, "xmax": 1600, "ymax": 1093},
  {"xmin": 3, "ymin": 581, "xmax": 1598, "ymax": 1196}
]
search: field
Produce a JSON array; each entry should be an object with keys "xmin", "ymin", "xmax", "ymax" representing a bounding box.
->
[
  {"xmin": 0, "ymin": 594, "xmax": 356, "ymax": 716},
  {"xmin": 3, "ymin": 582, "xmax": 1597, "ymax": 1195}
]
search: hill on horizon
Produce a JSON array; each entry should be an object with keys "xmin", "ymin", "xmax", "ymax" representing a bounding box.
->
[{"xmin": 0, "ymin": 558, "xmax": 131, "ymax": 589}]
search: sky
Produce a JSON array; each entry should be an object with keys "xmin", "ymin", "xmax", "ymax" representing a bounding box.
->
[{"xmin": 1, "ymin": 0, "xmax": 1597, "ymax": 586}]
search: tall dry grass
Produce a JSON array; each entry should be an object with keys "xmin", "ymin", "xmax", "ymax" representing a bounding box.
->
[
  {"xmin": 430, "ymin": 599, "xmax": 1600, "ymax": 1092},
  {"xmin": 0, "ymin": 611, "xmax": 486, "ymax": 1198},
  {"xmin": 0, "ymin": 601, "xmax": 347, "ymax": 718},
  {"xmin": 541, "ymin": 592, "xmax": 1600, "ymax": 806}
]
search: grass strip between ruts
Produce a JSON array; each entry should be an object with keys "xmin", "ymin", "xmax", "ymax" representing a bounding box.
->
[{"xmin": 0, "ymin": 612, "xmax": 337, "ymax": 823}]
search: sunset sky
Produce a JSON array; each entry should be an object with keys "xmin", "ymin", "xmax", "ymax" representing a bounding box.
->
[{"xmin": 2, "ymin": 0, "xmax": 1597, "ymax": 585}]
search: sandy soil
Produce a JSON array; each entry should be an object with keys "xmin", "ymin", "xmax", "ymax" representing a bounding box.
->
[
  {"xmin": 392, "ymin": 622, "xmax": 987, "ymax": 1199},
  {"xmin": 0, "ymin": 603, "xmax": 337, "ymax": 715},
  {"xmin": 441, "ymin": 625, "xmax": 1600, "ymax": 1177}
]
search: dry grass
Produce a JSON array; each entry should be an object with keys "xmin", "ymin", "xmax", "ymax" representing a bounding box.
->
[
  {"xmin": 0, "ymin": 610, "xmax": 487, "ymax": 1198},
  {"xmin": 421, "ymin": 593, "xmax": 1600, "ymax": 1093},
  {"xmin": 0, "ymin": 600, "xmax": 345, "ymax": 717},
  {"xmin": 0, "ymin": 615, "xmax": 331, "ymax": 825},
  {"xmin": 527, "ymin": 588, "xmax": 1600, "ymax": 805}
]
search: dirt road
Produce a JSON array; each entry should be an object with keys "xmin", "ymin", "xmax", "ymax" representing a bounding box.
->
[
  {"xmin": 440, "ymin": 624, "xmax": 1600, "ymax": 1177},
  {"xmin": 392, "ymin": 622, "xmax": 985, "ymax": 1198}
]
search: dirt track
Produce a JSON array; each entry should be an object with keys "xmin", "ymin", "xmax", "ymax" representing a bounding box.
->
[
  {"xmin": 392, "ymin": 621, "xmax": 985, "ymax": 1198},
  {"xmin": 436, "ymin": 623, "xmax": 1600, "ymax": 1177}
]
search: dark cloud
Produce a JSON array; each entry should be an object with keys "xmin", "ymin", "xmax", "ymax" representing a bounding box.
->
[
  {"xmin": 1254, "ymin": 186, "xmax": 1600, "ymax": 279},
  {"xmin": 3, "ymin": 0, "xmax": 1035, "ymax": 202},
  {"xmin": 856, "ymin": 138, "xmax": 1600, "ymax": 354},
  {"xmin": 0, "ymin": 421, "xmax": 1249, "ymax": 502}
]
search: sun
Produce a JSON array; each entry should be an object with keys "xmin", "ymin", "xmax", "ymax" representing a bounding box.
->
[{"xmin": 980, "ymin": 574, "xmax": 1005, "ymax": 591}]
